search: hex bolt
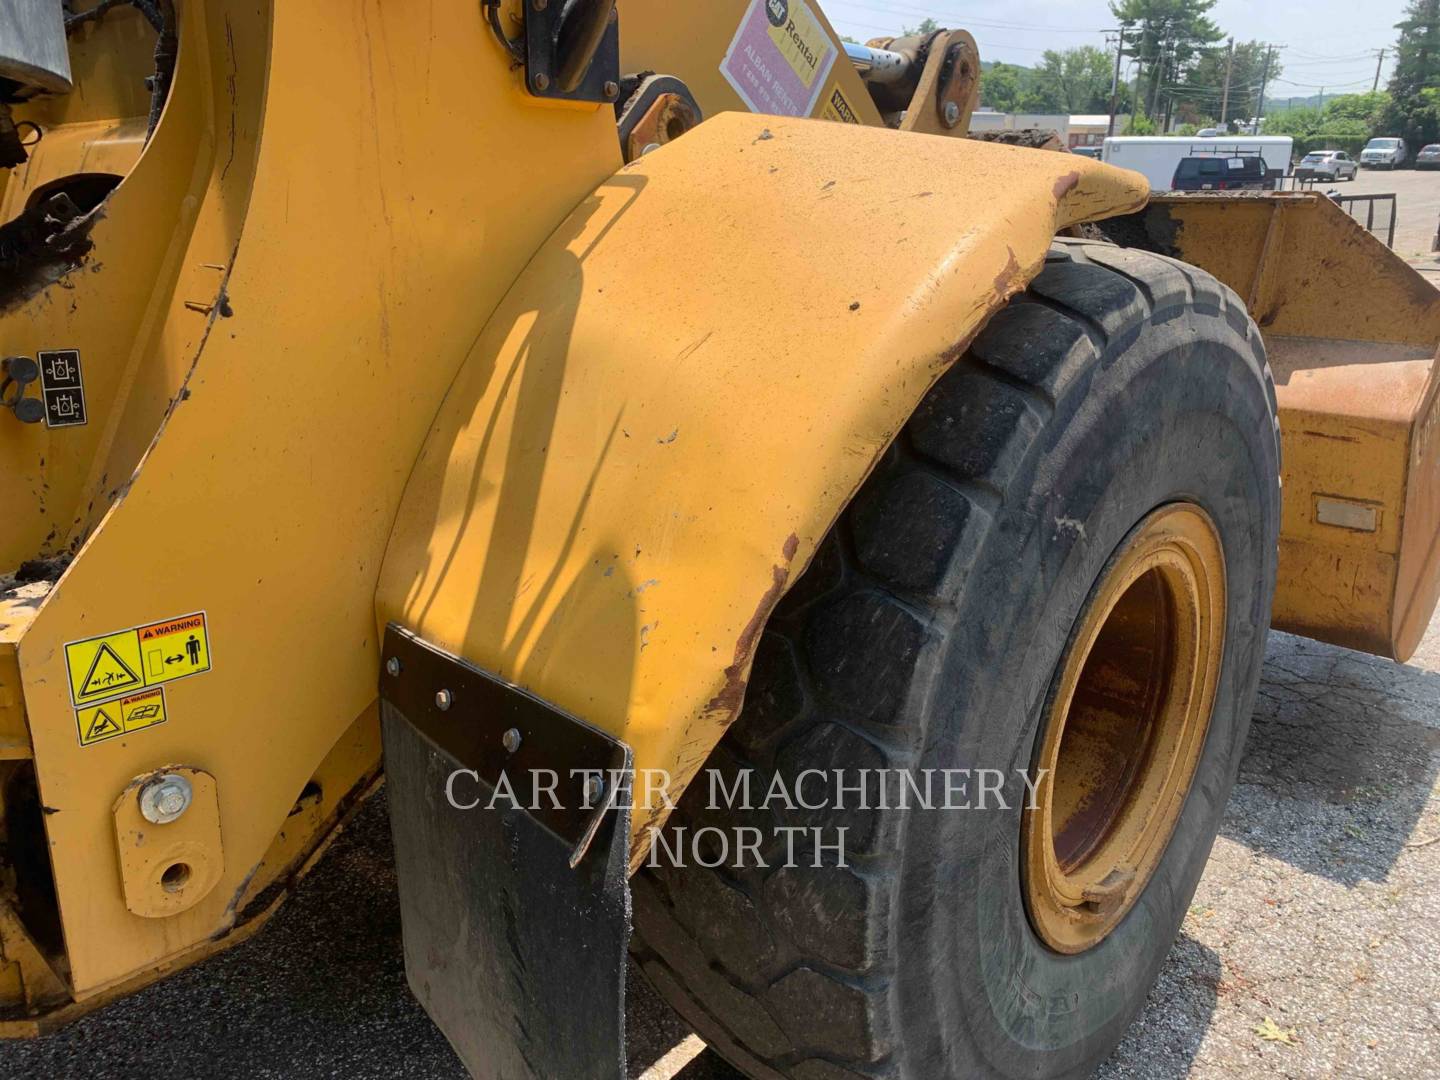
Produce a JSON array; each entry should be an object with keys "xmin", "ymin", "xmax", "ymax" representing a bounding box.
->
[
  {"xmin": 585, "ymin": 774, "xmax": 605, "ymax": 806},
  {"xmin": 944, "ymin": 100, "xmax": 961, "ymax": 127},
  {"xmin": 139, "ymin": 774, "xmax": 193, "ymax": 825},
  {"xmin": 603, "ymin": 81, "xmax": 619, "ymax": 100},
  {"xmin": 435, "ymin": 689, "xmax": 452, "ymax": 711},
  {"xmin": 502, "ymin": 727, "xmax": 522, "ymax": 753},
  {"xmin": 533, "ymin": 73, "xmax": 551, "ymax": 92},
  {"xmin": 385, "ymin": 656, "xmax": 401, "ymax": 677}
]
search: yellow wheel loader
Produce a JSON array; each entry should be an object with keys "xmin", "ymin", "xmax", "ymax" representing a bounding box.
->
[{"xmin": 0, "ymin": 2, "xmax": 1437, "ymax": 1077}]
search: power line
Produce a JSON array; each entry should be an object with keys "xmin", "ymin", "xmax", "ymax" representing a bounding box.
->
[{"xmin": 1272, "ymin": 75, "xmax": 1376, "ymax": 90}]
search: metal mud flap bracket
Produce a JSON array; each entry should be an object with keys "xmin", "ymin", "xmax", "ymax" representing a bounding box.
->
[{"xmin": 380, "ymin": 625, "xmax": 633, "ymax": 1080}]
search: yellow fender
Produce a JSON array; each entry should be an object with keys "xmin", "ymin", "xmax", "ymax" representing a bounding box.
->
[{"xmin": 377, "ymin": 113, "xmax": 1148, "ymax": 862}]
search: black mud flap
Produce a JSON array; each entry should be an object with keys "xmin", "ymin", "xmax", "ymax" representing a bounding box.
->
[{"xmin": 379, "ymin": 625, "xmax": 633, "ymax": 1080}]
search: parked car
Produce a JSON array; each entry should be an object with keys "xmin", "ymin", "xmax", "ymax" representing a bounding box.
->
[
  {"xmin": 1104, "ymin": 136, "xmax": 1293, "ymax": 190},
  {"xmin": 1196, "ymin": 127, "xmax": 1222, "ymax": 137},
  {"xmin": 1360, "ymin": 137, "xmax": 1408, "ymax": 168},
  {"xmin": 1171, "ymin": 154, "xmax": 1271, "ymax": 191},
  {"xmin": 1070, "ymin": 145, "xmax": 1102, "ymax": 159},
  {"xmin": 1295, "ymin": 150, "xmax": 1358, "ymax": 181},
  {"xmin": 1416, "ymin": 144, "xmax": 1440, "ymax": 169}
]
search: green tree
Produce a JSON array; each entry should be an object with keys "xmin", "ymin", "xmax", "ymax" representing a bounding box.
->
[
  {"xmin": 1177, "ymin": 41, "xmax": 1277, "ymax": 128},
  {"xmin": 1034, "ymin": 45, "xmax": 1126, "ymax": 113},
  {"xmin": 1326, "ymin": 90, "xmax": 1390, "ymax": 126},
  {"xmin": 1264, "ymin": 102, "xmax": 1372, "ymax": 154},
  {"xmin": 903, "ymin": 18, "xmax": 941, "ymax": 36},
  {"xmin": 980, "ymin": 63, "xmax": 1025, "ymax": 112},
  {"xmin": 1263, "ymin": 106, "xmax": 1324, "ymax": 139},
  {"xmin": 1111, "ymin": 0, "xmax": 1224, "ymax": 127},
  {"xmin": 1383, "ymin": 0, "xmax": 1440, "ymax": 142},
  {"xmin": 1314, "ymin": 91, "xmax": 1393, "ymax": 147}
]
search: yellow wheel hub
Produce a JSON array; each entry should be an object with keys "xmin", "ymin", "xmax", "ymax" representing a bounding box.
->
[{"xmin": 1022, "ymin": 503, "xmax": 1226, "ymax": 955}]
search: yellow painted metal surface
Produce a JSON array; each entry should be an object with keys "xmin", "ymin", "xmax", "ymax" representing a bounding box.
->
[
  {"xmin": 1153, "ymin": 193, "xmax": 1440, "ymax": 344},
  {"xmin": 897, "ymin": 30, "xmax": 980, "ymax": 137},
  {"xmin": 12, "ymin": 0, "xmax": 625, "ymax": 997},
  {"xmin": 0, "ymin": 0, "xmax": 249, "ymax": 572},
  {"xmin": 0, "ymin": 119, "xmax": 146, "ymax": 220},
  {"xmin": 111, "ymin": 767, "xmax": 222, "ymax": 919},
  {"xmin": 1150, "ymin": 193, "xmax": 1440, "ymax": 660},
  {"xmin": 376, "ymin": 113, "xmax": 1149, "ymax": 864}
]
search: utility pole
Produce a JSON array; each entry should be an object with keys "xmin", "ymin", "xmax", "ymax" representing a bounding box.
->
[
  {"xmin": 1149, "ymin": 41, "xmax": 1167, "ymax": 121},
  {"xmin": 1318, "ymin": 86, "xmax": 1325, "ymax": 111},
  {"xmin": 1220, "ymin": 37, "xmax": 1235, "ymax": 127},
  {"xmin": 1132, "ymin": 54, "xmax": 1144, "ymax": 129},
  {"xmin": 1373, "ymin": 48, "xmax": 1386, "ymax": 92},
  {"xmin": 1107, "ymin": 26, "xmax": 1127, "ymax": 137},
  {"xmin": 1255, "ymin": 45, "xmax": 1276, "ymax": 133}
]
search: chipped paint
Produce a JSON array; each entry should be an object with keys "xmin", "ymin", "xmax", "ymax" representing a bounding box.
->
[
  {"xmin": 378, "ymin": 114, "xmax": 1150, "ymax": 866},
  {"xmin": 704, "ymin": 533, "xmax": 800, "ymax": 721}
]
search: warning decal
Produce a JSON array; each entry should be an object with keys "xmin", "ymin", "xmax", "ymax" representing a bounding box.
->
[
  {"xmin": 821, "ymin": 86, "xmax": 859, "ymax": 124},
  {"xmin": 65, "ymin": 612, "xmax": 212, "ymax": 706},
  {"xmin": 721, "ymin": 0, "xmax": 839, "ymax": 118},
  {"xmin": 68, "ymin": 634, "xmax": 145, "ymax": 704},
  {"xmin": 138, "ymin": 613, "xmax": 211, "ymax": 685},
  {"xmin": 76, "ymin": 687, "xmax": 167, "ymax": 747}
]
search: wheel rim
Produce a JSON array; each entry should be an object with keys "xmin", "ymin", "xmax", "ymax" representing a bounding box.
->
[{"xmin": 1021, "ymin": 503, "xmax": 1226, "ymax": 955}]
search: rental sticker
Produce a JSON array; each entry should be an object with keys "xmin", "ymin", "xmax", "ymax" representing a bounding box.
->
[{"xmin": 722, "ymin": 0, "xmax": 838, "ymax": 118}]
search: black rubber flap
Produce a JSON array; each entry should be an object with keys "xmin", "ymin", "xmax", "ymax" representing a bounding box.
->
[{"xmin": 380, "ymin": 625, "xmax": 632, "ymax": 1080}]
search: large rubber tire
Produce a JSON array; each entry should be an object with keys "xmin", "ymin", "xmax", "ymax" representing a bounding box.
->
[{"xmin": 631, "ymin": 239, "xmax": 1281, "ymax": 1080}]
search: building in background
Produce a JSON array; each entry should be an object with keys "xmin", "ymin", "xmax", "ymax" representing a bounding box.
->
[
  {"xmin": 1068, "ymin": 114, "xmax": 1131, "ymax": 149},
  {"xmin": 969, "ymin": 111, "xmax": 1133, "ymax": 148},
  {"xmin": 970, "ymin": 109, "xmax": 1069, "ymax": 142}
]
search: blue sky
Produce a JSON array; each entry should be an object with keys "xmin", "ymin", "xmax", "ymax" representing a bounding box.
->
[{"xmin": 820, "ymin": 0, "xmax": 1411, "ymax": 98}]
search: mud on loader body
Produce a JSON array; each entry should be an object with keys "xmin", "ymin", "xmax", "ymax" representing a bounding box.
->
[{"xmin": 0, "ymin": 2, "xmax": 1435, "ymax": 1077}]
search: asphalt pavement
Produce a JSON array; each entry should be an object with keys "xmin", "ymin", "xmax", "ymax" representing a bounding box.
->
[
  {"xmin": 1328, "ymin": 162, "xmax": 1440, "ymax": 259},
  {"xmin": 0, "ymin": 605, "xmax": 1437, "ymax": 1080}
]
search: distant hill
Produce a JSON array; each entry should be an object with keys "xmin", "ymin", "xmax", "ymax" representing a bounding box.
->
[{"xmin": 1265, "ymin": 94, "xmax": 1327, "ymax": 113}]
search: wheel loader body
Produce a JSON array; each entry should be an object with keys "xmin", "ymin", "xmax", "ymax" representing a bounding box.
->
[{"xmin": 0, "ymin": 0, "xmax": 1434, "ymax": 1066}]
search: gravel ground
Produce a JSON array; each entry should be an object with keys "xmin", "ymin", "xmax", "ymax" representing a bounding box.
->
[
  {"xmin": 1, "ymin": 613, "xmax": 1437, "ymax": 1079},
  {"xmin": 1330, "ymin": 164, "xmax": 1440, "ymax": 258}
]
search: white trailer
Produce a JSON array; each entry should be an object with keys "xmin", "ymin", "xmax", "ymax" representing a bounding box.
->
[{"xmin": 1101, "ymin": 136, "xmax": 1294, "ymax": 191}]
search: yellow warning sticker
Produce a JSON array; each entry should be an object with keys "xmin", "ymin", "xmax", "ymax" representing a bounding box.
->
[
  {"xmin": 137, "ymin": 613, "xmax": 211, "ymax": 686},
  {"xmin": 65, "ymin": 612, "xmax": 212, "ymax": 706},
  {"xmin": 66, "ymin": 632, "xmax": 145, "ymax": 704},
  {"xmin": 76, "ymin": 686, "xmax": 167, "ymax": 746},
  {"xmin": 821, "ymin": 85, "xmax": 859, "ymax": 124}
]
